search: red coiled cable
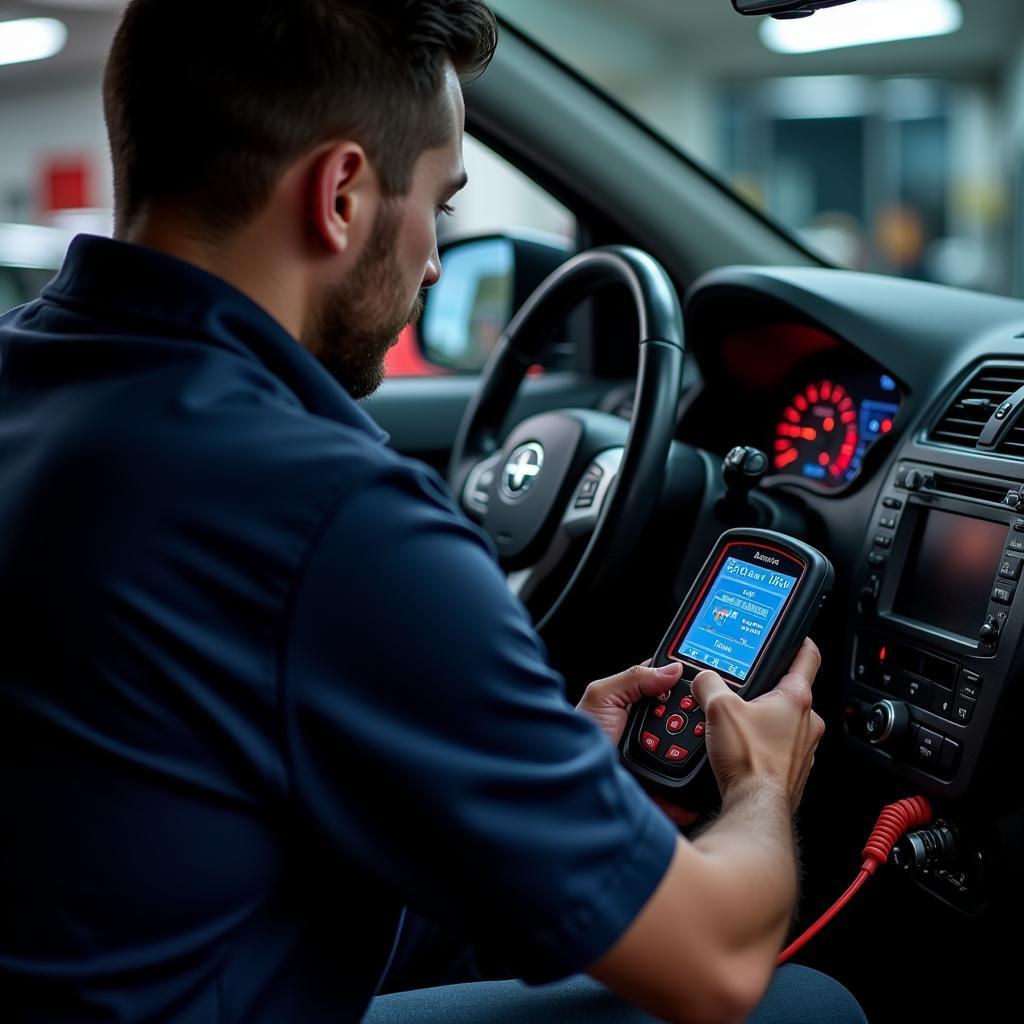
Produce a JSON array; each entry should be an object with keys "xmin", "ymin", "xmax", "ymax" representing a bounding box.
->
[{"xmin": 777, "ymin": 795, "xmax": 933, "ymax": 965}]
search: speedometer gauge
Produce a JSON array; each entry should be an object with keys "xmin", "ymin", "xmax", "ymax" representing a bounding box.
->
[
  {"xmin": 775, "ymin": 380, "xmax": 860, "ymax": 481},
  {"xmin": 773, "ymin": 375, "xmax": 900, "ymax": 485}
]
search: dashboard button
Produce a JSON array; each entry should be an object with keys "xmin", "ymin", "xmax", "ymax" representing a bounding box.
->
[
  {"xmin": 939, "ymin": 738, "xmax": 961, "ymax": 773},
  {"xmin": 1009, "ymin": 537, "xmax": 1024, "ymax": 554},
  {"xmin": 900, "ymin": 675, "xmax": 932, "ymax": 708},
  {"xmin": 873, "ymin": 535, "xmax": 892, "ymax": 549},
  {"xmin": 953, "ymin": 695, "xmax": 977, "ymax": 726},
  {"xmin": 1015, "ymin": 518, "xmax": 1024, "ymax": 533},
  {"xmin": 992, "ymin": 584, "xmax": 1015, "ymax": 605},
  {"xmin": 883, "ymin": 497, "xmax": 903, "ymax": 510},
  {"xmin": 879, "ymin": 516, "xmax": 898, "ymax": 530},
  {"xmin": 959, "ymin": 671, "xmax": 982, "ymax": 701},
  {"xmin": 869, "ymin": 552, "xmax": 887, "ymax": 568},
  {"xmin": 999, "ymin": 556, "xmax": 1023, "ymax": 581},
  {"xmin": 913, "ymin": 726, "xmax": 944, "ymax": 768},
  {"xmin": 930, "ymin": 686, "xmax": 954, "ymax": 718}
]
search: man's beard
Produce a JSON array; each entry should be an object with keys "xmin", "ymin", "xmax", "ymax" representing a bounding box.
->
[{"xmin": 305, "ymin": 201, "xmax": 423, "ymax": 400}]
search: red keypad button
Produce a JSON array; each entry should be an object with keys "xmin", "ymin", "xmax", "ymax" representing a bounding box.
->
[
  {"xmin": 653, "ymin": 704, "xmax": 667, "ymax": 719},
  {"xmin": 679, "ymin": 695, "xmax": 697, "ymax": 712},
  {"xmin": 666, "ymin": 714, "xmax": 685, "ymax": 735},
  {"xmin": 665, "ymin": 745, "xmax": 689, "ymax": 762},
  {"xmin": 693, "ymin": 722, "xmax": 706, "ymax": 737},
  {"xmin": 656, "ymin": 691, "xmax": 672, "ymax": 703},
  {"xmin": 641, "ymin": 731, "xmax": 660, "ymax": 753}
]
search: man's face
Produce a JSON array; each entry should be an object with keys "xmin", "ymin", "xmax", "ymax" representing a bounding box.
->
[{"xmin": 307, "ymin": 67, "xmax": 467, "ymax": 399}]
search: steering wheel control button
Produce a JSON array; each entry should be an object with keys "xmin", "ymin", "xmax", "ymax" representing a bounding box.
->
[
  {"xmin": 953, "ymin": 695, "xmax": 977, "ymax": 726},
  {"xmin": 991, "ymin": 584, "xmax": 1014, "ymax": 605},
  {"xmin": 500, "ymin": 443, "xmax": 544, "ymax": 501},
  {"xmin": 653, "ymin": 704, "xmax": 667, "ymax": 719},
  {"xmin": 664, "ymin": 745, "xmax": 689, "ymax": 762},
  {"xmin": 999, "ymin": 556, "xmax": 1023, "ymax": 581},
  {"xmin": 665, "ymin": 714, "xmax": 685, "ymax": 735},
  {"xmin": 693, "ymin": 722, "xmax": 706, "ymax": 737},
  {"xmin": 641, "ymin": 732, "xmax": 660, "ymax": 753}
]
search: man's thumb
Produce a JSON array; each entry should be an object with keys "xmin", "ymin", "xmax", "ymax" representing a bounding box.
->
[{"xmin": 691, "ymin": 669, "xmax": 732, "ymax": 709}]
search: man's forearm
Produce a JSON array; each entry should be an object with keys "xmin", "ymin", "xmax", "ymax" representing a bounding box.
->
[{"xmin": 691, "ymin": 778, "xmax": 798, "ymax": 961}]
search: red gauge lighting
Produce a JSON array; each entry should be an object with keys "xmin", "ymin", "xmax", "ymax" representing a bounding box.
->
[{"xmin": 774, "ymin": 380, "xmax": 860, "ymax": 481}]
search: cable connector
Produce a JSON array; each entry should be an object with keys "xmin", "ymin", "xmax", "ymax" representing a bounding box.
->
[{"xmin": 777, "ymin": 795, "xmax": 933, "ymax": 964}]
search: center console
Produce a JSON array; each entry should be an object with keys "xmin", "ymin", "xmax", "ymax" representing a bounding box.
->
[{"xmin": 845, "ymin": 460, "xmax": 1024, "ymax": 799}]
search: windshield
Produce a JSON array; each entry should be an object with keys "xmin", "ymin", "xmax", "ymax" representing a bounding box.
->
[{"xmin": 494, "ymin": 0, "xmax": 1024, "ymax": 298}]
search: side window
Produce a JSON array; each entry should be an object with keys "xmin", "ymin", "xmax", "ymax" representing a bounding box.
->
[{"xmin": 386, "ymin": 136, "xmax": 577, "ymax": 379}]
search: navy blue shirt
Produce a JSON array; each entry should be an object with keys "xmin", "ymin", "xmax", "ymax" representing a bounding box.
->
[{"xmin": 0, "ymin": 235, "xmax": 676, "ymax": 1022}]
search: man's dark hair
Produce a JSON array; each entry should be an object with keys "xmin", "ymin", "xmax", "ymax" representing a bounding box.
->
[{"xmin": 103, "ymin": 0, "xmax": 498, "ymax": 239}]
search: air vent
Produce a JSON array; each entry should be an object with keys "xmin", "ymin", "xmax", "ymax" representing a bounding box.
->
[
  {"xmin": 996, "ymin": 420, "xmax": 1024, "ymax": 457},
  {"xmin": 929, "ymin": 365, "xmax": 1024, "ymax": 449}
]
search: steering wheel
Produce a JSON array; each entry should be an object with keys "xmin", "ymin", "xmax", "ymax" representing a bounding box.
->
[{"xmin": 448, "ymin": 245, "xmax": 685, "ymax": 633}]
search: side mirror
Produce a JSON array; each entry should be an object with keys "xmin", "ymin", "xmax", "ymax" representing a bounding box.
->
[
  {"xmin": 732, "ymin": 0, "xmax": 858, "ymax": 16},
  {"xmin": 419, "ymin": 233, "xmax": 572, "ymax": 374}
]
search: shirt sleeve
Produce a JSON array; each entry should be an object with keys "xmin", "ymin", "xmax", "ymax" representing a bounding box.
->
[{"xmin": 280, "ymin": 456, "xmax": 677, "ymax": 982}]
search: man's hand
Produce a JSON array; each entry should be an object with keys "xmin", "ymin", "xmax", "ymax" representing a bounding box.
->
[
  {"xmin": 577, "ymin": 661, "xmax": 699, "ymax": 828},
  {"xmin": 690, "ymin": 638, "xmax": 825, "ymax": 812},
  {"xmin": 577, "ymin": 660, "xmax": 683, "ymax": 746}
]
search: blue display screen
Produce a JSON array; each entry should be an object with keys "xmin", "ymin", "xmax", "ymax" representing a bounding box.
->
[{"xmin": 676, "ymin": 556, "xmax": 798, "ymax": 681}]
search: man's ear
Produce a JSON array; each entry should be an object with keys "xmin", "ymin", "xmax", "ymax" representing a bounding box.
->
[{"xmin": 311, "ymin": 142, "xmax": 374, "ymax": 255}]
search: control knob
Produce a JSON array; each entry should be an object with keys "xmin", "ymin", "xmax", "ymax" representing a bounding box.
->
[{"xmin": 864, "ymin": 699, "xmax": 909, "ymax": 745}]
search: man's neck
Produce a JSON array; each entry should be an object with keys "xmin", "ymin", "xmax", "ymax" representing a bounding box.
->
[{"xmin": 124, "ymin": 214, "xmax": 307, "ymax": 342}]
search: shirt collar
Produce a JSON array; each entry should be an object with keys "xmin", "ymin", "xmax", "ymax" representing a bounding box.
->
[{"xmin": 43, "ymin": 234, "xmax": 390, "ymax": 444}]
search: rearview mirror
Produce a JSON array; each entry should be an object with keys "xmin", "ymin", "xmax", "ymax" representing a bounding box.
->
[
  {"xmin": 732, "ymin": 0, "xmax": 858, "ymax": 16},
  {"xmin": 419, "ymin": 234, "xmax": 572, "ymax": 373}
]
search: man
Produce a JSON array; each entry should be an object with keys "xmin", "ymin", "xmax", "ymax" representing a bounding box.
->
[{"xmin": 0, "ymin": 2, "xmax": 866, "ymax": 1021}]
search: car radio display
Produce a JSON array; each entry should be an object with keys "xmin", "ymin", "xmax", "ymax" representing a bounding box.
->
[
  {"xmin": 894, "ymin": 510, "xmax": 1007, "ymax": 639},
  {"xmin": 676, "ymin": 556, "xmax": 798, "ymax": 681}
]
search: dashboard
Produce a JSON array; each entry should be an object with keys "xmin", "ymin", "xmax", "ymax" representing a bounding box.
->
[
  {"xmin": 680, "ymin": 317, "xmax": 906, "ymax": 494},
  {"xmin": 681, "ymin": 265, "xmax": 1024, "ymax": 914}
]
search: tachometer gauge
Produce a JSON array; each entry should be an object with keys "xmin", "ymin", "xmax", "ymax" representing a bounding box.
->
[
  {"xmin": 773, "ymin": 374, "xmax": 900, "ymax": 486},
  {"xmin": 775, "ymin": 379, "xmax": 859, "ymax": 481}
]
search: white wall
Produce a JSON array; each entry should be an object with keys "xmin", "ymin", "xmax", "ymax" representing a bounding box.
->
[{"xmin": 0, "ymin": 76, "xmax": 112, "ymax": 224}]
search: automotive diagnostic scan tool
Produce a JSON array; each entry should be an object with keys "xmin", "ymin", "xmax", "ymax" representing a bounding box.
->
[{"xmin": 621, "ymin": 528, "xmax": 834, "ymax": 794}]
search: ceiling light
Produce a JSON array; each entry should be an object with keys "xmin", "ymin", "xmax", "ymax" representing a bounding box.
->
[
  {"xmin": 761, "ymin": 0, "xmax": 962, "ymax": 54},
  {"xmin": 0, "ymin": 18, "xmax": 68, "ymax": 68}
]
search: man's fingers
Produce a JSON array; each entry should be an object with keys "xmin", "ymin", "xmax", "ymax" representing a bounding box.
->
[
  {"xmin": 788, "ymin": 638, "xmax": 822, "ymax": 685},
  {"xmin": 585, "ymin": 661, "xmax": 682, "ymax": 707},
  {"xmin": 770, "ymin": 639, "xmax": 822, "ymax": 706},
  {"xmin": 691, "ymin": 669, "xmax": 733, "ymax": 710}
]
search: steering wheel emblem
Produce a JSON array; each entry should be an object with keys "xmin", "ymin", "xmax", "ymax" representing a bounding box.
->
[{"xmin": 502, "ymin": 443, "xmax": 545, "ymax": 499}]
